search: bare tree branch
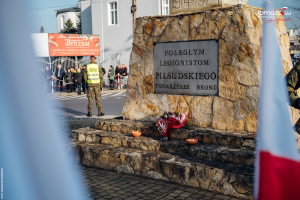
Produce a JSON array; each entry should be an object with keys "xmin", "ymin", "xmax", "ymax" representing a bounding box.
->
[{"xmin": 284, "ymin": 0, "xmax": 300, "ymax": 28}]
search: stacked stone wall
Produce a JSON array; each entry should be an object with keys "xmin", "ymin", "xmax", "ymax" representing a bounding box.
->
[{"xmin": 123, "ymin": 5, "xmax": 293, "ymax": 134}]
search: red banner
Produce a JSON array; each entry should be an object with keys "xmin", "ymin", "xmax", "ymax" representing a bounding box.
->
[{"xmin": 48, "ymin": 34, "xmax": 100, "ymax": 56}]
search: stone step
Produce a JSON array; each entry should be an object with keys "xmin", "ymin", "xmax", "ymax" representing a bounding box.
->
[
  {"xmin": 72, "ymin": 128, "xmax": 254, "ymax": 167},
  {"xmin": 73, "ymin": 141, "xmax": 253, "ymax": 199},
  {"xmin": 94, "ymin": 119, "xmax": 300, "ymax": 150}
]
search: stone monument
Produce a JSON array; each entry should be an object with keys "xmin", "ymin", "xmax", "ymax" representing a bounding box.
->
[
  {"xmin": 123, "ymin": 4, "xmax": 293, "ymax": 133},
  {"xmin": 72, "ymin": 4, "xmax": 299, "ymax": 199}
]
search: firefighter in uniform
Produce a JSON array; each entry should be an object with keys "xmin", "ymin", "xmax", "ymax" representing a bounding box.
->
[{"xmin": 84, "ymin": 55, "xmax": 105, "ymax": 117}]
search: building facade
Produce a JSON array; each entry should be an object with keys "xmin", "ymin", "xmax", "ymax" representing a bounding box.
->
[
  {"xmin": 79, "ymin": 0, "xmax": 170, "ymax": 72},
  {"xmin": 56, "ymin": 6, "xmax": 81, "ymax": 33}
]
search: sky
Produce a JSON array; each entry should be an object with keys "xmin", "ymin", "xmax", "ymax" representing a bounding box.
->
[{"xmin": 27, "ymin": 0, "xmax": 300, "ymax": 33}]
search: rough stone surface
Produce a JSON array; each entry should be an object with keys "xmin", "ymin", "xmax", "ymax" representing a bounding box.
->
[
  {"xmin": 216, "ymin": 17, "xmax": 231, "ymax": 32},
  {"xmin": 221, "ymin": 25, "xmax": 243, "ymax": 48},
  {"xmin": 212, "ymin": 98, "xmax": 234, "ymax": 130},
  {"xmin": 145, "ymin": 75, "xmax": 154, "ymax": 94},
  {"xmin": 236, "ymin": 56, "xmax": 259, "ymax": 86},
  {"xmin": 234, "ymin": 99, "xmax": 251, "ymax": 120},
  {"xmin": 151, "ymin": 18, "xmax": 170, "ymax": 37},
  {"xmin": 244, "ymin": 110, "xmax": 258, "ymax": 133},
  {"xmin": 227, "ymin": 120, "xmax": 244, "ymax": 131},
  {"xmin": 219, "ymin": 66, "xmax": 240, "ymax": 101},
  {"xmin": 236, "ymin": 42, "xmax": 252, "ymax": 62},
  {"xmin": 160, "ymin": 16, "xmax": 189, "ymax": 42},
  {"xmin": 168, "ymin": 95, "xmax": 189, "ymax": 114},
  {"xmin": 219, "ymin": 39, "xmax": 237, "ymax": 66},
  {"xmin": 190, "ymin": 20, "xmax": 220, "ymax": 40},
  {"xmin": 190, "ymin": 97, "xmax": 213, "ymax": 127},
  {"xmin": 123, "ymin": 99, "xmax": 160, "ymax": 121}
]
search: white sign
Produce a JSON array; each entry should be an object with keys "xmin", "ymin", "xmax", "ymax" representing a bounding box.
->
[{"xmin": 30, "ymin": 33, "xmax": 49, "ymax": 57}]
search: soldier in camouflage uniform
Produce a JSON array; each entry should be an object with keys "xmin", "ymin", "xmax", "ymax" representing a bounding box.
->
[
  {"xmin": 83, "ymin": 55, "xmax": 104, "ymax": 117},
  {"xmin": 287, "ymin": 62, "xmax": 300, "ymax": 109}
]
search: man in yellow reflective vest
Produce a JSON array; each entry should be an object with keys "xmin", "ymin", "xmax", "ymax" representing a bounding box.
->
[{"xmin": 83, "ymin": 55, "xmax": 104, "ymax": 117}]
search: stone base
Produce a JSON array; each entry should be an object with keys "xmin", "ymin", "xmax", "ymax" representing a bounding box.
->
[
  {"xmin": 74, "ymin": 141, "xmax": 253, "ymax": 199},
  {"xmin": 92, "ymin": 119, "xmax": 300, "ymax": 150},
  {"xmin": 71, "ymin": 119, "xmax": 300, "ymax": 199}
]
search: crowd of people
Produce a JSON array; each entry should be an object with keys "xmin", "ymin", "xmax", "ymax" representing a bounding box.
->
[
  {"xmin": 108, "ymin": 64, "xmax": 128, "ymax": 90},
  {"xmin": 41, "ymin": 63, "xmax": 128, "ymax": 93}
]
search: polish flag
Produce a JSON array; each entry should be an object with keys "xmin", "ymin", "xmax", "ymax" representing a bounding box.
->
[
  {"xmin": 254, "ymin": 1, "xmax": 300, "ymax": 200},
  {"xmin": 280, "ymin": 7, "xmax": 288, "ymax": 10}
]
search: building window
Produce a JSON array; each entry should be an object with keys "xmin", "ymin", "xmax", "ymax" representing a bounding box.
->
[
  {"xmin": 61, "ymin": 15, "xmax": 65, "ymax": 30},
  {"xmin": 162, "ymin": 0, "xmax": 169, "ymax": 15},
  {"xmin": 108, "ymin": 2, "xmax": 118, "ymax": 26}
]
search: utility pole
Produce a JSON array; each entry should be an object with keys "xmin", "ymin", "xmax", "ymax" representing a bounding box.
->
[{"xmin": 131, "ymin": 0, "xmax": 137, "ymax": 33}]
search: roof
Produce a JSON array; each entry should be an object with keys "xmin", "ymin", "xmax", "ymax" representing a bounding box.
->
[{"xmin": 56, "ymin": 6, "xmax": 80, "ymax": 16}]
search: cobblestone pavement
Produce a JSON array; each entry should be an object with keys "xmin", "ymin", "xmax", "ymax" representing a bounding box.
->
[{"xmin": 81, "ymin": 167, "xmax": 243, "ymax": 200}]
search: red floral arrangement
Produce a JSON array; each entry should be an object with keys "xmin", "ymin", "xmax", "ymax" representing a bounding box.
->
[{"xmin": 156, "ymin": 111, "xmax": 190, "ymax": 139}]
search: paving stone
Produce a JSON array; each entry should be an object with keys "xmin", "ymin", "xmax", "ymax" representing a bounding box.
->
[
  {"xmin": 197, "ymin": 191, "xmax": 207, "ymax": 195},
  {"xmin": 190, "ymin": 194, "xmax": 202, "ymax": 198},
  {"xmin": 179, "ymin": 192, "xmax": 192, "ymax": 197},
  {"xmin": 174, "ymin": 197, "xmax": 189, "ymax": 200},
  {"xmin": 205, "ymin": 192, "xmax": 215, "ymax": 197},
  {"xmin": 214, "ymin": 194, "xmax": 231, "ymax": 199},
  {"xmin": 168, "ymin": 192, "xmax": 180, "ymax": 197},
  {"xmin": 125, "ymin": 196, "xmax": 139, "ymax": 200},
  {"xmin": 164, "ymin": 197, "xmax": 174, "ymax": 200},
  {"xmin": 183, "ymin": 187, "xmax": 200, "ymax": 193},
  {"xmin": 173, "ymin": 190, "xmax": 184, "ymax": 194}
]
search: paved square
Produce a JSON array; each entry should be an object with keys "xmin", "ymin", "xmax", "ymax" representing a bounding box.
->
[{"xmin": 81, "ymin": 167, "xmax": 243, "ymax": 200}]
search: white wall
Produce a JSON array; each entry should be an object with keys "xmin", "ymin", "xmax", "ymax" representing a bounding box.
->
[
  {"xmin": 56, "ymin": 12, "xmax": 80, "ymax": 33},
  {"xmin": 136, "ymin": 0, "xmax": 161, "ymax": 17},
  {"xmin": 86, "ymin": 0, "xmax": 165, "ymax": 73},
  {"xmin": 80, "ymin": 0, "xmax": 92, "ymax": 34}
]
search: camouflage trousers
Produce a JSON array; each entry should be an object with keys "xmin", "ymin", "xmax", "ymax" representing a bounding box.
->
[{"xmin": 87, "ymin": 85, "xmax": 102, "ymax": 113}]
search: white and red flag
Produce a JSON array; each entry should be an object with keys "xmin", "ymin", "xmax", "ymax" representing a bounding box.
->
[{"xmin": 255, "ymin": 1, "xmax": 300, "ymax": 200}]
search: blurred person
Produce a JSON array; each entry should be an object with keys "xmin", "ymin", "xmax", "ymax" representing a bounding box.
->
[
  {"xmin": 115, "ymin": 65, "xmax": 121, "ymax": 76},
  {"xmin": 74, "ymin": 69, "xmax": 83, "ymax": 95},
  {"xmin": 64, "ymin": 68, "xmax": 74, "ymax": 93},
  {"xmin": 43, "ymin": 66, "xmax": 52, "ymax": 93},
  {"xmin": 101, "ymin": 66, "xmax": 106, "ymax": 75},
  {"xmin": 81, "ymin": 65, "xmax": 86, "ymax": 93},
  {"xmin": 108, "ymin": 65, "xmax": 115, "ymax": 90},
  {"xmin": 55, "ymin": 64, "xmax": 65, "ymax": 92},
  {"xmin": 115, "ymin": 65, "xmax": 121, "ymax": 79},
  {"xmin": 84, "ymin": 55, "xmax": 104, "ymax": 117},
  {"xmin": 71, "ymin": 67, "xmax": 76, "ymax": 90},
  {"xmin": 121, "ymin": 64, "xmax": 128, "ymax": 76},
  {"xmin": 287, "ymin": 62, "xmax": 300, "ymax": 109}
]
